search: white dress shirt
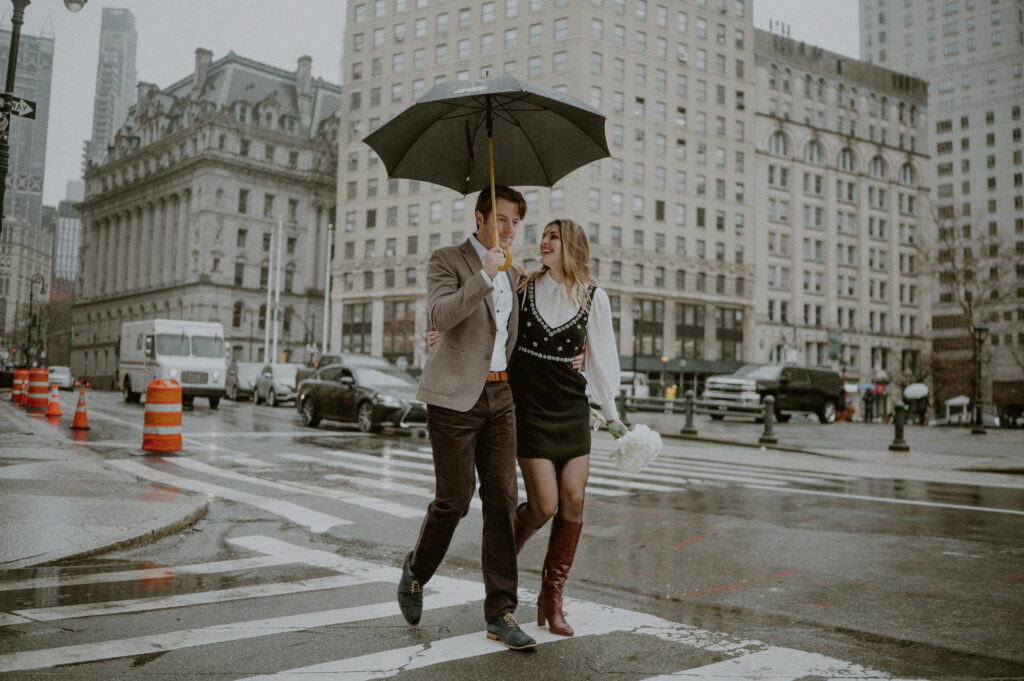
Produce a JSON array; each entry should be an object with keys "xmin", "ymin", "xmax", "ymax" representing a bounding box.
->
[
  {"xmin": 469, "ymin": 235, "xmax": 513, "ymax": 372},
  {"xmin": 532, "ymin": 272, "xmax": 621, "ymax": 422}
]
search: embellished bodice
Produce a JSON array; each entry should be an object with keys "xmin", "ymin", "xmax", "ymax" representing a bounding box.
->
[{"xmin": 515, "ymin": 280, "xmax": 595, "ymax": 362}]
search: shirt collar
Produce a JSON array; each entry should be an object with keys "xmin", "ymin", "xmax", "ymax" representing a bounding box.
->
[{"xmin": 469, "ymin": 233, "xmax": 489, "ymax": 264}]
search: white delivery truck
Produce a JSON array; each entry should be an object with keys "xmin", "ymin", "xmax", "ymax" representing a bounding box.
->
[{"xmin": 118, "ymin": 319, "xmax": 227, "ymax": 408}]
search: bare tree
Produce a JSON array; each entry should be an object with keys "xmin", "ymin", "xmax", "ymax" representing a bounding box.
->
[{"xmin": 918, "ymin": 203, "xmax": 1024, "ymax": 414}]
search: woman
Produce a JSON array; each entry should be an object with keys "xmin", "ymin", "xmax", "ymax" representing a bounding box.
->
[{"xmin": 507, "ymin": 218, "xmax": 625, "ymax": 637}]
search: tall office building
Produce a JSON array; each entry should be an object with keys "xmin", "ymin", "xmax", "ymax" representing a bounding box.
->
[
  {"xmin": 73, "ymin": 50, "xmax": 340, "ymax": 387},
  {"xmin": 859, "ymin": 0, "xmax": 1024, "ymax": 418},
  {"xmin": 84, "ymin": 8, "xmax": 137, "ymax": 168},
  {"xmin": 47, "ymin": 181, "xmax": 84, "ymax": 365},
  {"xmin": 753, "ymin": 29, "xmax": 930, "ymax": 417},
  {"xmin": 0, "ymin": 15, "xmax": 54, "ymax": 227},
  {"xmin": 337, "ymin": 0, "xmax": 757, "ymax": 387}
]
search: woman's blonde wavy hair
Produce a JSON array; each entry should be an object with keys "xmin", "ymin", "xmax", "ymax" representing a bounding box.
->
[{"xmin": 518, "ymin": 218, "xmax": 596, "ymax": 312}]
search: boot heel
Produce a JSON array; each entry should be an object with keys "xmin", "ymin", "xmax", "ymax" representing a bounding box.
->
[
  {"xmin": 486, "ymin": 632, "xmax": 500, "ymax": 641},
  {"xmin": 536, "ymin": 592, "xmax": 546, "ymax": 626}
]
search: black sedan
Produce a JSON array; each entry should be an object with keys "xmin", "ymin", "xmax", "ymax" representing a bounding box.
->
[{"xmin": 296, "ymin": 364, "xmax": 427, "ymax": 433}]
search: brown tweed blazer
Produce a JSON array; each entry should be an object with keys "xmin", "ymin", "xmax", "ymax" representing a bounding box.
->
[{"xmin": 416, "ymin": 239, "xmax": 520, "ymax": 412}]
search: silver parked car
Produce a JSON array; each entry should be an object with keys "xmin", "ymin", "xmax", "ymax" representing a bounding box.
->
[
  {"xmin": 252, "ymin": 363, "xmax": 303, "ymax": 406},
  {"xmin": 226, "ymin": 361, "xmax": 261, "ymax": 401}
]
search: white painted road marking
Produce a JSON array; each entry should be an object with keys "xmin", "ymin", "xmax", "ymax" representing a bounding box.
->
[
  {"xmin": 166, "ymin": 457, "xmax": 424, "ymax": 518},
  {"xmin": 108, "ymin": 459, "xmax": 352, "ymax": 532},
  {"xmin": 11, "ymin": 574, "xmax": 373, "ymax": 622},
  {"xmin": 0, "ymin": 535, "xmax": 930, "ymax": 680}
]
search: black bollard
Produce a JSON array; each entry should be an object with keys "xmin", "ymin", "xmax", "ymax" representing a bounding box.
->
[
  {"xmin": 759, "ymin": 395, "xmax": 779, "ymax": 445},
  {"xmin": 681, "ymin": 389, "xmax": 698, "ymax": 435},
  {"xmin": 889, "ymin": 400, "xmax": 910, "ymax": 452}
]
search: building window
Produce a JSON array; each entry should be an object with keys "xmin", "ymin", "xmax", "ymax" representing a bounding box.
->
[
  {"xmin": 342, "ymin": 302, "xmax": 372, "ymax": 354},
  {"xmin": 715, "ymin": 308, "xmax": 743, "ymax": 361},
  {"xmin": 632, "ymin": 298, "xmax": 664, "ymax": 356}
]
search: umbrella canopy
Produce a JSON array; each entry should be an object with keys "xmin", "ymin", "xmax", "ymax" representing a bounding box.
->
[
  {"xmin": 363, "ymin": 75, "xmax": 610, "ymax": 195},
  {"xmin": 903, "ymin": 383, "xmax": 929, "ymax": 400}
]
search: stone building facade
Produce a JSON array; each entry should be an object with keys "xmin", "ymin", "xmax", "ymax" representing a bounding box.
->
[
  {"xmin": 860, "ymin": 0, "xmax": 1024, "ymax": 417},
  {"xmin": 753, "ymin": 30, "xmax": 931, "ymax": 414},
  {"xmin": 72, "ymin": 49, "xmax": 340, "ymax": 387}
]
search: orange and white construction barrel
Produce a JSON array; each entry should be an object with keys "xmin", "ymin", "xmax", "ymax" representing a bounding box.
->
[
  {"xmin": 12, "ymin": 368, "xmax": 27, "ymax": 403},
  {"xmin": 142, "ymin": 379, "xmax": 182, "ymax": 453},
  {"xmin": 26, "ymin": 368, "xmax": 50, "ymax": 411}
]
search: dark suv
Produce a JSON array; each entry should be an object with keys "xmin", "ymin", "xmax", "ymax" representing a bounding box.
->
[{"xmin": 698, "ymin": 364, "xmax": 845, "ymax": 424}]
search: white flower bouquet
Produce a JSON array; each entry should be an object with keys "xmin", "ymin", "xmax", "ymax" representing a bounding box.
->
[{"xmin": 609, "ymin": 423, "xmax": 663, "ymax": 472}]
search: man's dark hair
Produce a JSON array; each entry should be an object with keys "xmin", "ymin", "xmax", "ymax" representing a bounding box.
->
[{"xmin": 474, "ymin": 186, "xmax": 527, "ymax": 221}]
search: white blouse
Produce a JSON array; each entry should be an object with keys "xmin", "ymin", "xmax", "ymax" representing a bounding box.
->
[{"xmin": 531, "ymin": 272, "xmax": 621, "ymax": 422}]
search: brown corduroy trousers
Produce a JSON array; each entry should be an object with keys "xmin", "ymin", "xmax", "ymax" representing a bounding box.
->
[{"xmin": 409, "ymin": 381, "xmax": 519, "ymax": 622}]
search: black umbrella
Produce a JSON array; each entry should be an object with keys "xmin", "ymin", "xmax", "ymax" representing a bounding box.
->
[{"xmin": 364, "ymin": 75, "xmax": 609, "ymax": 269}]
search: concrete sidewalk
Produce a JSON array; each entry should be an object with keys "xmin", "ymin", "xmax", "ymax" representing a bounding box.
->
[{"xmin": 0, "ymin": 397, "xmax": 207, "ymax": 569}]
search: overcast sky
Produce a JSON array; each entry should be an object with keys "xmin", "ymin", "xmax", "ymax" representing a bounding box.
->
[{"xmin": 22, "ymin": 0, "xmax": 858, "ymax": 206}]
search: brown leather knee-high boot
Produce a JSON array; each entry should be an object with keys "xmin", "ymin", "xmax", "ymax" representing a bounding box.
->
[
  {"xmin": 537, "ymin": 515, "xmax": 582, "ymax": 636},
  {"xmin": 514, "ymin": 502, "xmax": 540, "ymax": 554}
]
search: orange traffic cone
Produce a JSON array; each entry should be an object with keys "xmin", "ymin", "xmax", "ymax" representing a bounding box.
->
[
  {"xmin": 70, "ymin": 388, "xmax": 89, "ymax": 430},
  {"xmin": 47, "ymin": 383, "xmax": 62, "ymax": 417}
]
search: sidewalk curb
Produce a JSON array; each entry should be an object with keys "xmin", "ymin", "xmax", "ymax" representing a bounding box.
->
[{"xmin": 6, "ymin": 496, "xmax": 209, "ymax": 569}]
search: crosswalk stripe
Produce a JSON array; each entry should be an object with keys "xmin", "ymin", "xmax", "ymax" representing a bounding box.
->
[
  {"xmin": 590, "ymin": 461, "xmax": 788, "ymax": 487},
  {"xmin": 108, "ymin": 460, "xmax": 352, "ymax": 532},
  {"xmin": 637, "ymin": 647, "xmax": 927, "ymax": 680},
  {"xmin": 11, "ymin": 574, "xmax": 373, "ymax": 623},
  {"xmin": 743, "ymin": 483, "xmax": 1024, "ymax": 516},
  {"xmin": 588, "ymin": 459, "xmax": 789, "ymax": 487},
  {"xmin": 279, "ymin": 453, "xmax": 484, "ymax": 509},
  {"xmin": 0, "ymin": 583, "xmax": 483, "ymax": 673},
  {"xmin": 0, "ymin": 613, "xmax": 30, "ymax": 626},
  {"xmin": 166, "ymin": 458, "xmax": 423, "ymax": 518},
  {"xmin": 0, "ymin": 554, "xmax": 298, "ymax": 593}
]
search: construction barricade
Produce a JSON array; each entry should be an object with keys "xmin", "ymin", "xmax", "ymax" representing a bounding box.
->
[
  {"xmin": 142, "ymin": 379, "xmax": 182, "ymax": 453},
  {"xmin": 71, "ymin": 388, "xmax": 89, "ymax": 429},
  {"xmin": 26, "ymin": 368, "xmax": 50, "ymax": 411},
  {"xmin": 12, "ymin": 368, "xmax": 27, "ymax": 404}
]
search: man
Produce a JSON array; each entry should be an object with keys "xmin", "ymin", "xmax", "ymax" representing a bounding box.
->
[{"xmin": 398, "ymin": 185, "xmax": 536, "ymax": 650}]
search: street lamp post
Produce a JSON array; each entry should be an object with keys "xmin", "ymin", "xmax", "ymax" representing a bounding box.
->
[
  {"xmin": 971, "ymin": 324, "xmax": 989, "ymax": 435},
  {"xmin": 24, "ymin": 271, "xmax": 44, "ymax": 367},
  {"xmin": 0, "ymin": 0, "xmax": 31, "ymax": 242},
  {"xmin": 0, "ymin": 0, "xmax": 85, "ymax": 241}
]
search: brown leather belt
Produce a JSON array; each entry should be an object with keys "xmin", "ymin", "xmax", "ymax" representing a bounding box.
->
[{"xmin": 485, "ymin": 371, "xmax": 508, "ymax": 383}]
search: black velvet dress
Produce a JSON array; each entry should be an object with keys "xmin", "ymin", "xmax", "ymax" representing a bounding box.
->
[{"xmin": 508, "ymin": 281, "xmax": 595, "ymax": 461}]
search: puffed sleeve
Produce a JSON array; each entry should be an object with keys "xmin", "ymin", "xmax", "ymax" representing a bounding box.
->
[{"xmin": 584, "ymin": 287, "xmax": 621, "ymax": 422}]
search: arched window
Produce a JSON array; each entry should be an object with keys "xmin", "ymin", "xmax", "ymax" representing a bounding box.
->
[
  {"xmin": 898, "ymin": 101, "xmax": 906, "ymax": 123},
  {"xmin": 804, "ymin": 140, "xmax": 823, "ymax": 164},
  {"xmin": 909, "ymin": 105, "xmax": 919, "ymax": 125},
  {"xmin": 899, "ymin": 163, "xmax": 917, "ymax": 185},
  {"xmin": 837, "ymin": 84, "xmax": 845, "ymax": 108},
  {"xmin": 768, "ymin": 131, "xmax": 790, "ymax": 156},
  {"xmin": 880, "ymin": 96, "xmax": 889, "ymax": 117},
  {"xmin": 817, "ymin": 77, "xmax": 826, "ymax": 100},
  {"xmin": 804, "ymin": 73, "xmax": 813, "ymax": 97},
  {"xmin": 838, "ymin": 148, "xmax": 855, "ymax": 172},
  {"xmin": 869, "ymin": 155, "xmax": 888, "ymax": 178},
  {"xmin": 849, "ymin": 87, "xmax": 858, "ymax": 111},
  {"xmin": 869, "ymin": 93, "xmax": 878, "ymax": 116},
  {"xmin": 782, "ymin": 68, "xmax": 791, "ymax": 92},
  {"xmin": 232, "ymin": 301, "xmax": 244, "ymax": 328},
  {"xmin": 259, "ymin": 304, "xmax": 266, "ymax": 331},
  {"xmin": 769, "ymin": 64, "xmax": 778, "ymax": 88}
]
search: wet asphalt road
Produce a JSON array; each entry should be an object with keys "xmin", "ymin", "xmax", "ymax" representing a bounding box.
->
[{"xmin": 1, "ymin": 390, "xmax": 1022, "ymax": 680}]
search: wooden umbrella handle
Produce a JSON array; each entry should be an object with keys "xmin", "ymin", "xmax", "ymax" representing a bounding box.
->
[{"xmin": 488, "ymin": 135, "xmax": 513, "ymax": 272}]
